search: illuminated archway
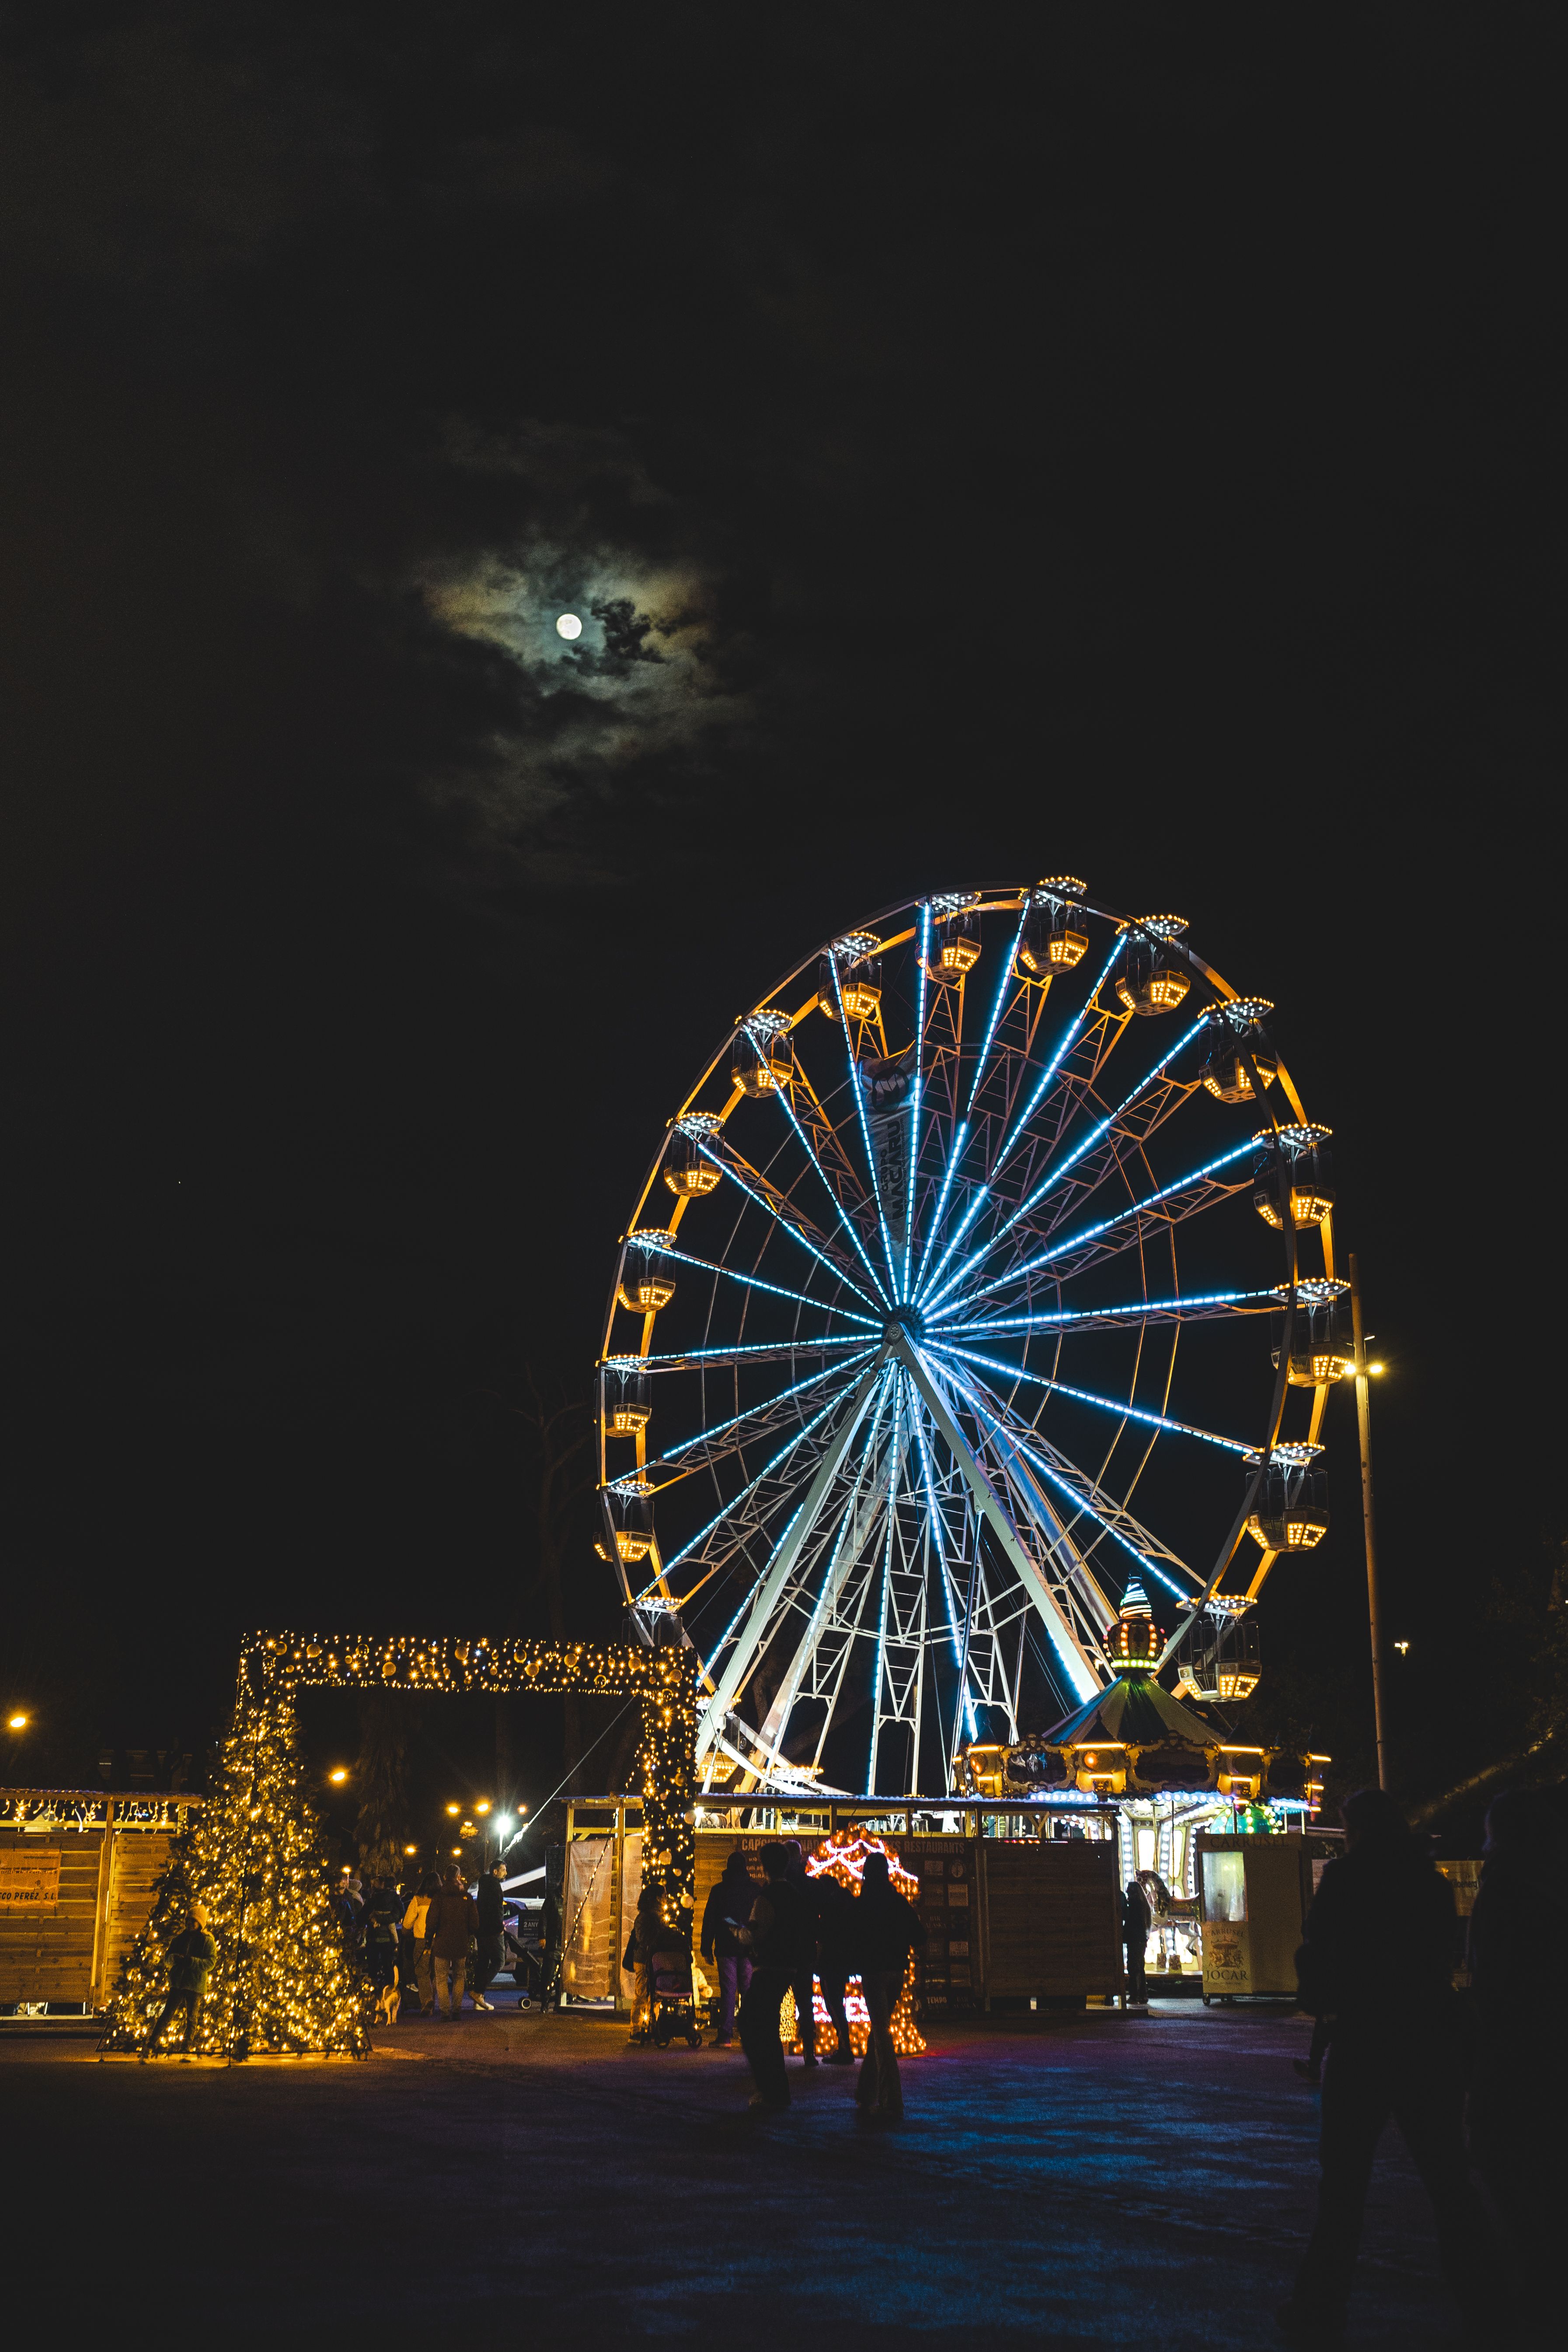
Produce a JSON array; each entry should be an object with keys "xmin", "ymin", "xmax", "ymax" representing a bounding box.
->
[{"xmin": 99, "ymin": 1632, "xmax": 697, "ymax": 2060}]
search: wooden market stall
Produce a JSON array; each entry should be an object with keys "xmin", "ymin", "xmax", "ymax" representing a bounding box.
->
[
  {"xmin": 694, "ymin": 1797, "xmax": 1124, "ymax": 2014},
  {"xmin": 0, "ymin": 1788, "xmax": 203, "ymax": 2015}
]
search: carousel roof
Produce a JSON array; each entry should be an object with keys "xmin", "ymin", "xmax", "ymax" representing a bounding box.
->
[{"xmin": 1043, "ymin": 1671, "xmax": 1218, "ymax": 1751}]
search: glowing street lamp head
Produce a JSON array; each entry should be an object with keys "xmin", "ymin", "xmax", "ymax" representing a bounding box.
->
[
  {"xmin": 475, "ymin": 1801, "xmax": 491, "ymax": 1815},
  {"xmin": 7, "ymin": 1713, "xmax": 27, "ymax": 1731},
  {"xmin": 445, "ymin": 1803, "xmax": 460, "ymax": 1816},
  {"xmin": 555, "ymin": 612, "xmax": 582, "ymax": 640},
  {"xmin": 328, "ymin": 1768, "xmax": 348, "ymax": 1784}
]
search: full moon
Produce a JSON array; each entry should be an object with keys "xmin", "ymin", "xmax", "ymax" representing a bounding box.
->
[{"xmin": 555, "ymin": 612, "xmax": 583, "ymax": 640}]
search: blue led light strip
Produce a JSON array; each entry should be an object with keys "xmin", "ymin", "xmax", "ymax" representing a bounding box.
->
[
  {"xmin": 697, "ymin": 1139, "xmax": 884, "ymax": 1314},
  {"xmin": 921, "ymin": 1013, "xmax": 1209, "ymax": 1313},
  {"xmin": 911, "ymin": 1397, "xmax": 977, "ymax": 1739},
  {"xmin": 867, "ymin": 1370, "xmax": 908, "ymax": 1790},
  {"xmin": 771, "ymin": 1080, "xmax": 895, "ymax": 1312},
  {"xmin": 946, "ymin": 1288, "xmax": 1273, "ymax": 1336},
  {"xmin": 941, "ymin": 1361, "xmax": 1194, "ymax": 1602},
  {"xmin": 648, "ymin": 1241, "xmax": 882, "ymax": 1328},
  {"xmin": 984, "ymin": 936, "xmax": 1124, "ymax": 1185},
  {"xmin": 832, "ymin": 961, "xmax": 902, "ymax": 1300},
  {"xmin": 648, "ymin": 1353, "xmax": 876, "ymax": 1469},
  {"xmin": 771, "ymin": 1368, "xmax": 896, "ymax": 1722},
  {"xmin": 924, "ymin": 1136, "xmax": 1255, "ymax": 1322},
  {"xmin": 902, "ymin": 906, "xmax": 930, "ymax": 1303},
  {"xmin": 929, "ymin": 1338, "xmax": 1251, "ymax": 1454},
  {"xmin": 637, "ymin": 1335, "xmax": 874, "ymax": 1368},
  {"xmin": 662, "ymin": 1372, "xmax": 877, "ymax": 1589}
]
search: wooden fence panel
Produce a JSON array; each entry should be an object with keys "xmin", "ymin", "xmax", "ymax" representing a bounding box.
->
[{"xmin": 0, "ymin": 1832, "xmax": 101, "ymax": 2004}]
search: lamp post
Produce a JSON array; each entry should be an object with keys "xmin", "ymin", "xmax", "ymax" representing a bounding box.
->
[{"xmin": 1348, "ymin": 1252, "xmax": 1390, "ymax": 1791}]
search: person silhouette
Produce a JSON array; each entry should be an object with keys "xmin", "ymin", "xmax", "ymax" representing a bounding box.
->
[{"xmin": 1277, "ymin": 1787, "xmax": 1502, "ymax": 2348}]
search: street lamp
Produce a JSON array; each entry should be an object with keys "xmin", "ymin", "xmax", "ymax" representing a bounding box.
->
[
  {"xmin": 328, "ymin": 1768, "xmax": 348, "ymax": 1784},
  {"xmin": 6, "ymin": 1713, "xmax": 28, "ymax": 1732}
]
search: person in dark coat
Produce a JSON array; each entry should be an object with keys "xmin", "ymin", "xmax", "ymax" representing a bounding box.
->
[
  {"xmin": 361, "ymin": 1876, "xmax": 401, "ymax": 2003},
  {"xmin": 782, "ymin": 1840, "xmax": 819, "ymax": 2064},
  {"xmin": 425, "ymin": 1868, "xmax": 479, "ymax": 2020},
  {"xmin": 1122, "ymin": 1876, "xmax": 1150, "ymax": 2004},
  {"xmin": 1467, "ymin": 1784, "xmax": 1567, "ymax": 2340},
  {"xmin": 851, "ymin": 1851, "xmax": 925, "ymax": 2125},
  {"xmin": 473, "ymin": 1858, "xmax": 506, "ymax": 2011},
  {"xmin": 814, "ymin": 1870, "xmax": 857, "ymax": 2064},
  {"xmin": 700, "ymin": 1850, "xmax": 756, "ymax": 2047},
  {"xmin": 1278, "ymin": 1787, "xmax": 1502, "ymax": 2347},
  {"xmin": 142, "ymin": 1902, "xmax": 217, "ymax": 2059},
  {"xmin": 735, "ymin": 1843, "xmax": 813, "ymax": 2110}
]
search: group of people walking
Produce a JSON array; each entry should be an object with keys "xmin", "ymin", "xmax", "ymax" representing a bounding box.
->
[
  {"xmin": 337, "ymin": 1858, "xmax": 533, "ymax": 2017},
  {"xmin": 694, "ymin": 1840, "xmax": 924, "ymax": 2123}
]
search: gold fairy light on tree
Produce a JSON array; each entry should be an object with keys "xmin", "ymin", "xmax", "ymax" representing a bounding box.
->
[{"xmin": 102, "ymin": 1628, "xmax": 700, "ymax": 2061}]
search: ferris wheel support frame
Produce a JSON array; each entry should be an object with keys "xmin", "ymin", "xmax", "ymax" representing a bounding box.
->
[
  {"xmin": 899, "ymin": 1340, "xmax": 1101, "ymax": 1704},
  {"xmin": 695, "ymin": 1339, "xmax": 894, "ymax": 1762}
]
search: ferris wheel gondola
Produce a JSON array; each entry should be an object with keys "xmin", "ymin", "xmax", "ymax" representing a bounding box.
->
[{"xmin": 596, "ymin": 883, "xmax": 1339, "ymax": 1797}]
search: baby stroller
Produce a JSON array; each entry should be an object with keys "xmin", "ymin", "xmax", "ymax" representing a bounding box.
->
[{"xmin": 646, "ymin": 1946, "xmax": 704, "ymax": 2049}]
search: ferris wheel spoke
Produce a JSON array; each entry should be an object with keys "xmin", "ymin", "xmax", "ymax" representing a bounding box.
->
[
  {"xmin": 830, "ymin": 960, "xmax": 902, "ymax": 1299},
  {"xmin": 900, "ymin": 905, "xmax": 932, "ymax": 1299},
  {"xmin": 642, "ymin": 1350, "xmax": 878, "ymax": 1481},
  {"xmin": 635, "ymin": 1335, "xmax": 876, "ymax": 1370},
  {"xmin": 948, "ymin": 1289, "xmax": 1276, "ymax": 1338},
  {"xmin": 753, "ymin": 1369, "xmax": 899, "ymax": 1759},
  {"xmin": 655, "ymin": 1368, "xmax": 884, "ymax": 1598},
  {"xmin": 897, "ymin": 1342, "xmax": 1100, "ymax": 1702},
  {"xmin": 982, "ymin": 936, "xmax": 1124, "ymax": 1188},
  {"xmin": 921, "ymin": 1014, "xmax": 1211, "ymax": 1314},
  {"xmin": 770, "ymin": 1075, "xmax": 896, "ymax": 1310},
  {"xmin": 928, "ymin": 1338, "xmax": 1253, "ymax": 1457},
  {"xmin": 700, "ymin": 1138, "xmax": 886, "ymax": 1312},
  {"xmin": 640, "ymin": 1241, "xmax": 882, "ymax": 1330},
  {"xmin": 696, "ymin": 1345, "xmax": 894, "ymax": 1758},
  {"xmin": 913, "ymin": 1358, "xmax": 1119, "ymax": 1659},
  {"xmin": 910, "ymin": 1401, "xmax": 983, "ymax": 1757},
  {"xmin": 867, "ymin": 1371, "xmax": 919, "ymax": 1791},
  {"xmin": 925, "ymin": 1136, "xmax": 1255, "ymax": 1322},
  {"xmin": 937, "ymin": 1353, "xmax": 1200, "ymax": 1603}
]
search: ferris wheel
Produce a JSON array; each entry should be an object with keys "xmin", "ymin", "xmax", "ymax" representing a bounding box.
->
[{"xmin": 596, "ymin": 883, "xmax": 1340, "ymax": 1798}]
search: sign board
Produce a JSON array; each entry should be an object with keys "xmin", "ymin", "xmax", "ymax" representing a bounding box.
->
[{"xmin": 0, "ymin": 1850, "xmax": 62, "ymax": 1911}]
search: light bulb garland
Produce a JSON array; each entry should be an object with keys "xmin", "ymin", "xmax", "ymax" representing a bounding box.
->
[{"xmin": 101, "ymin": 1632, "xmax": 700, "ymax": 2060}]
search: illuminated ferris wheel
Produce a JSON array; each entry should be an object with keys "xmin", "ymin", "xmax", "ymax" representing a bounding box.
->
[{"xmin": 596, "ymin": 883, "xmax": 1341, "ymax": 1798}]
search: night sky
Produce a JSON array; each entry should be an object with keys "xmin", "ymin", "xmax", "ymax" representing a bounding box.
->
[{"xmin": 2, "ymin": 7, "xmax": 1557, "ymax": 1824}]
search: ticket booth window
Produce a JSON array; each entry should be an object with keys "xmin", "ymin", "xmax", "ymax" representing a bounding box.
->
[{"xmin": 1202, "ymin": 1848, "xmax": 1247, "ymax": 1922}]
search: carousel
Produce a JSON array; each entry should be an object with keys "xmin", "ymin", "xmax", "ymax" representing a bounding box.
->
[{"xmin": 959, "ymin": 1577, "xmax": 1327, "ymax": 1981}]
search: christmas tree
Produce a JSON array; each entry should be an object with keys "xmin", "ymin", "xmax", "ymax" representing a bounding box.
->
[{"xmin": 99, "ymin": 1688, "xmax": 372, "ymax": 2059}]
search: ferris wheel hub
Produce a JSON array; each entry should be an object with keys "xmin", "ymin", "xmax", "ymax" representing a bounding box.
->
[{"xmin": 883, "ymin": 1306, "xmax": 926, "ymax": 1345}]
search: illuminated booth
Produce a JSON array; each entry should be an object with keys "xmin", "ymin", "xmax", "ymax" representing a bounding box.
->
[{"xmin": 960, "ymin": 1582, "xmax": 1332, "ymax": 1988}]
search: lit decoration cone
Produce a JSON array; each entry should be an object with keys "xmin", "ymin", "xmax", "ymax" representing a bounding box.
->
[
  {"xmin": 99, "ymin": 1690, "xmax": 372, "ymax": 2061},
  {"xmin": 797, "ymin": 1829, "xmax": 926, "ymax": 2059}
]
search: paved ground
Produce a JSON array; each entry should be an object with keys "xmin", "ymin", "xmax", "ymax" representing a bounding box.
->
[{"xmin": 4, "ymin": 1998, "xmax": 1468, "ymax": 2346}]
